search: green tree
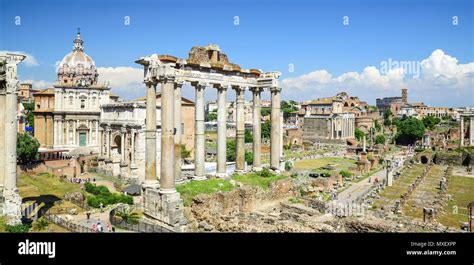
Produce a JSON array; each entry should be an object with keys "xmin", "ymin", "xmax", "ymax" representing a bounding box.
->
[
  {"xmin": 181, "ymin": 144, "xmax": 191, "ymax": 159},
  {"xmin": 226, "ymin": 140, "xmax": 236, "ymax": 162},
  {"xmin": 355, "ymin": 128, "xmax": 365, "ymax": 141},
  {"xmin": 206, "ymin": 111, "xmax": 217, "ymax": 121},
  {"xmin": 375, "ymin": 134, "xmax": 386, "ymax": 145},
  {"xmin": 281, "ymin": 100, "xmax": 299, "ymax": 117},
  {"xmin": 422, "ymin": 116, "xmax": 441, "ymax": 130},
  {"xmin": 23, "ymin": 102, "xmax": 35, "ymax": 129},
  {"xmin": 245, "ymin": 129, "xmax": 253, "ymax": 143},
  {"xmin": 374, "ymin": 120, "xmax": 381, "ymax": 132},
  {"xmin": 261, "ymin": 120, "xmax": 271, "ymax": 139},
  {"xmin": 245, "ymin": 151, "xmax": 253, "ymax": 165},
  {"xmin": 261, "ymin": 107, "xmax": 271, "ymax": 117},
  {"xmin": 226, "ymin": 140, "xmax": 252, "ymax": 165},
  {"xmin": 383, "ymin": 109, "xmax": 392, "ymax": 126},
  {"xmin": 395, "ymin": 117, "xmax": 425, "ymax": 145},
  {"xmin": 17, "ymin": 133, "xmax": 40, "ymax": 164}
]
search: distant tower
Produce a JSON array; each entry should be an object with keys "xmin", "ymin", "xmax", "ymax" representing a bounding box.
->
[{"xmin": 401, "ymin": 88, "xmax": 408, "ymax": 104}]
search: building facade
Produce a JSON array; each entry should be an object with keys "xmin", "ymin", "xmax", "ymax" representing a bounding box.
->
[{"xmin": 34, "ymin": 31, "xmax": 113, "ymax": 151}]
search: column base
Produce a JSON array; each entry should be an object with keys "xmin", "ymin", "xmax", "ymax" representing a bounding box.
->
[
  {"xmin": 142, "ymin": 180, "xmax": 160, "ymax": 189},
  {"xmin": 270, "ymin": 168, "xmax": 281, "ymax": 174},
  {"xmin": 174, "ymin": 178, "xmax": 187, "ymax": 185},
  {"xmin": 2, "ymin": 188, "xmax": 22, "ymax": 225},
  {"xmin": 215, "ymin": 172, "xmax": 228, "ymax": 178},
  {"xmin": 193, "ymin": 175, "xmax": 207, "ymax": 181},
  {"xmin": 252, "ymin": 166, "xmax": 263, "ymax": 172},
  {"xmin": 142, "ymin": 187, "xmax": 187, "ymax": 232},
  {"xmin": 234, "ymin": 169, "xmax": 247, "ymax": 174},
  {"xmin": 159, "ymin": 188, "xmax": 177, "ymax": 194}
]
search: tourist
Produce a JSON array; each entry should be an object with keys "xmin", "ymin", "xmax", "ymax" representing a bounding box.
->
[{"xmin": 86, "ymin": 211, "xmax": 91, "ymax": 220}]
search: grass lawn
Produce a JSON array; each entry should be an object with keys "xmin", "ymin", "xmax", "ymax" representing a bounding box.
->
[
  {"xmin": 0, "ymin": 217, "xmax": 5, "ymax": 232},
  {"xmin": 176, "ymin": 178, "xmax": 235, "ymax": 206},
  {"xmin": 231, "ymin": 172, "xmax": 288, "ymax": 190},
  {"xmin": 293, "ymin": 157, "xmax": 356, "ymax": 174},
  {"xmin": 372, "ymin": 164, "xmax": 426, "ymax": 209},
  {"xmin": 438, "ymin": 175, "xmax": 474, "ymax": 229},
  {"xmin": 402, "ymin": 165, "xmax": 445, "ymax": 220},
  {"xmin": 17, "ymin": 173, "xmax": 82, "ymax": 199}
]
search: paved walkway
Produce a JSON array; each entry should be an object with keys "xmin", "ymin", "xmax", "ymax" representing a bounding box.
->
[{"xmin": 335, "ymin": 151, "xmax": 409, "ymax": 205}]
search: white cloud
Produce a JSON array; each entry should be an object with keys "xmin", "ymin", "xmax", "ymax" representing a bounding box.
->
[
  {"xmin": 0, "ymin": 50, "xmax": 39, "ymax": 66},
  {"xmin": 281, "ymin": 49, "xmax": 474, "ymax": 107},
  {"xmin": 97, "ymin": 67, "xmax": 144, "ymax": 100}
]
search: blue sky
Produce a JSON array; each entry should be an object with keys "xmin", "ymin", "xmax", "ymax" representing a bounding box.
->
[{"xmin": 1, "ymin": 0, "xmax": 473, "ymax": 106}]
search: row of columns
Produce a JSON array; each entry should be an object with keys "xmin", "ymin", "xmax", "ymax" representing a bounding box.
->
[
  {"xmin": 52, "ymin": 119, "xmax": 100, "ymax": 147},
  {"xmin": 330, "ymin": 116, "xmax": 355, "ymax": 139},
  {"xmin": 144, "ymin": 78, "xmax": 283, "ymax": 192},
  {"xmin": 460, "ymin": 115, "xmax": 474, "ymax": 147}
]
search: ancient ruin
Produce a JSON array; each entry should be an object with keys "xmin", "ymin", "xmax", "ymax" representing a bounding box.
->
[
  {"xmin": 0, "ymin": 52, "xmax": 26, "ymax": 224},
  {"xmin": 135, "ymin": 45, "xmax": 283, "ymax": 230}
]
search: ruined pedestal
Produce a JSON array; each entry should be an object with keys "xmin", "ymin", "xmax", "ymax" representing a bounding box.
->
[
  {"xmin": 2, "ymin": 188, "xmax": 22, "ymax": 225},
  {"xmin": 142, "ymin": 188, "xmax": 187, "ymax": 232}
]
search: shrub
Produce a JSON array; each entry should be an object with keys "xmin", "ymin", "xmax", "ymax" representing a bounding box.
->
[
  {"xmin": 259, "ymin": 167, "xmax": 274, "ymax": 178},
  {"xmin": 339, "ymin": 170, "xmax": 352, "ymax": 179},
  {"xmin": 85, "ymin": 183, "xmax": 133, "ymax": 208},
  {"xmin": 285, "ymin": 161, "xmax": 293, "ymax": 171},
  {"xmin": 5, "ymin": 223, "xmax": 30, "ymax": 233}
]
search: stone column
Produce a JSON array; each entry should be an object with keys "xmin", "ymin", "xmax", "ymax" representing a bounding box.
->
[
  {"xmin": 251, "ymin": 87, "xmax": 262, "ymax": 171},
  {"xmin": 0, "ymin": 92, "xmax": 5, "ymax": 188},
  {"xmin": 95, "ymin": 120, "xmax": 99, "ymax": 145},
  {"xmin": 235, "ymin": 86, "xmax": 246, "ymax": 172},
  {"xmin": 120, "ymin": 127, "xmax": 126, "ymax": 163},
  {"xmin": 130, "ymin": 129, "xmax": 136, "ymax": 165},
  {"xmin": 59, "ymin": 120, "xmax": 63, "ymax": 146},
  {"xmin": 106, "ymin": 126, "xmax": 111, "ymax": 159},
  {"xmin": 193, "ymin": 82, "xmax": 206, "ymax": 180},
  {"xmin": 1, "ymin": 53, "xmax": 25, "ymax": 224},
  {"xmin": 73, "ymin": 121, "xmax": 77, "ymax": 145},
  {"xmin": 174, "ymin": 80, "xmax": 184, "ymax": 183},
  {"xmin": 270, "ymin": 87, "xmax": 282, "ymax": 172},
  {"xmin": 470, "ymin": 117, "xmax": 474, "ymax": 146},
  {"xmin": 460, "ymin": 116, "xmax": 464, "ymax": 147},
  {"xmin": 99, "ymin": 129, "xmax": 104, "ymax": 156},
  {"xmin": 387, "ymin": 168, "xmax": 393, "ymax": 187},
  {"xmin": 53, "ymin": 120, "xmax": 58, "ymax": 146},
  {"xmin": 144, "ymin": 81, "xmax": 159, "ymax": 186},
  {"xmin": 89, "ymin": 121, "xmax": 93, "ymax": 146},
  {"xmin": 216, "ymin": 84, "xmax": 228, "ymax": 177},
  {"xmin": 363, "ymin": 135, "xmax": 367, "ymax": 152},
  {"xmin": 65, "ymin": 121, "xmax": 70, "ymax": 145},
  {"xmin": 160, "ymin": 77, "xmax": 176, "ymax": 193}
]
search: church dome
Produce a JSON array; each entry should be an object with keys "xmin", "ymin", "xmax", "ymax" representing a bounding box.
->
[{"xmin": 57, "ymin": 30, "xmax": 98, "ymax": 87}]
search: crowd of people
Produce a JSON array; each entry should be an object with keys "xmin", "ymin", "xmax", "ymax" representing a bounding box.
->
[{"xmin": 68, "ymin": 177, "xmax": 96, "ymax": 185}]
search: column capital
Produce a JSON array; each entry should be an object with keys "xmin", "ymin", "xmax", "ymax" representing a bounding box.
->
[
  {"xmin": 192, "ymin": 81, "xmax": 207, "ymax": 90},
  {"xmin": 232, "ymin": 85, "xmax": 247, "ymax": 92},
  {"xmin": 250, "ymin": 86, "xmax": 263, "ymax": 93},
  {"xmin": 270, "ymin": 87, "xmax": 282, "ymax": 93},
  {"xmin": 144, "ymin": 79, "xmax": 158, "ymax": 87},
  {"xmin": 158, "ymin": 75, "xmax": 176, "ymax": 84},
  {"xmin": 175, "ymin": 79, "xmax": 185, "ymax": 88},
  {"xmin": 213, "ymin": 83, "xmax": 230, "ymax": 91},
  {"xmin": 121, "ymin": 126, "xmax": 127, "ymax": 133}
]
